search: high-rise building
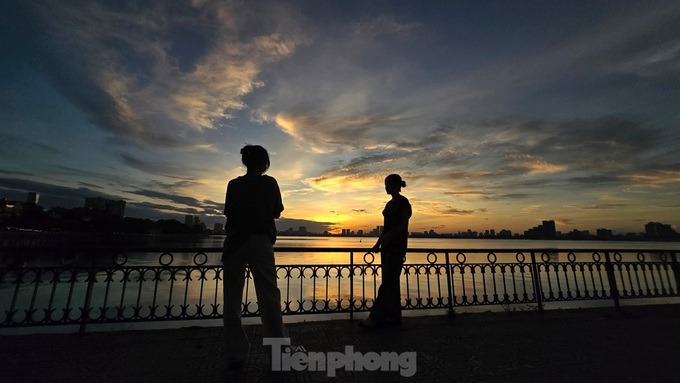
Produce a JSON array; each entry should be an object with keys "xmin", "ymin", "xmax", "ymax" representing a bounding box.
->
[
  {"xmin": 185, "ymin": 215, "xmax": 200, "ymax": 227},
  {"xmin": 645, "ymin": 222, "xmax": 677, "ymax": 239},
  {"xmin": 524, "ymin": 220, "xmax": 557, "ymax": 239},
  {"xmin": 26, "ymin": 192, "xmax": 39, "ymax": 205}
]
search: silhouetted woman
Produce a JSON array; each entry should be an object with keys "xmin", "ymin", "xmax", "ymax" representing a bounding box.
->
[
  {"xmin": 222, "ymin": 145, "xmax": 287, "ymax": 374},
  {"xmin": 361, "ymin": 174, "xmax": 412, "ymax": 328}
]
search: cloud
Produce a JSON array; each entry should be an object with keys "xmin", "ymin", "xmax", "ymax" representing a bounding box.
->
[
  {"xmin": 579, "ymin": 203, "xmax": 631, "ymax": 210},
  {"xmin": 0, "ymin": 177, "xmax": 120, "ymax": 208},
  {"xmin": 444, "ymin": 191, "xmax": 532, "ymax": 201},
  {"xmin": 19, "ymin": 1, "xmax": 308, "ymax": 148},
  {"xmin": 125, "ymin": 188, "xmax": 203, "ymax": 208},
  {"xmin": 302, "ymin": 115, "xmax": 666, "ymax": 197},
  {"xmin": 441, "ymin": 208, "xmax": 475, "ymax": 216},
  {"xmin": 277, "ymin": 217, "xmax": 336, "ymax": 233},
  {"xmin": 0, "ymin": 133, "xmax": 61, "ymax": 157},
  {"xmin": 578, "ymin": 1, "xmax": 680, "ymax": 80},
  {"xmin": 626, "ymin": 171, "xmax": 680, "ymax": 186},
  {"xmin": 555, "ymin": 219, "xmax": 575, "ymax": 227}
]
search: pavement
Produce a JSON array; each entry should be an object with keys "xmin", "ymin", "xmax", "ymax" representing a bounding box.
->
[{"xmin": 1, "ymin": 304, "xmax": 679, "ymax": 383}]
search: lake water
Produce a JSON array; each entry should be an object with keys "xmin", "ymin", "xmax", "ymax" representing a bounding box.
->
[
  {"xmin": 133, "ymin": 235, "xmax": 680, "ymax": 266},
  {"xmin": 152, "ymin": 235, "xmax": 680, "ymax": 251}
]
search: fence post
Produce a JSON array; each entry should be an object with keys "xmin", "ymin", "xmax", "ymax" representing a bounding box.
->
[
  {"xmin": 445, "ymin": 252, "xmax": 454, "ymax": 313},
  {"xmin": 530, "ymin": 252, "xmax": 544, "ymax": 312},
  {"xmin": 604, "ymin": 251, "xmax": 620, "ymax": 310},
  {"xmin": 669, "ymin": 252, "xmax": 680, "ymax": 296},
  {"xmin": 349, "ymin": 251, "xmax": 354, "ymax": 322},
  {"xmin": 79, "ymin": 253, "xmax": 97, "ymax": 335}
]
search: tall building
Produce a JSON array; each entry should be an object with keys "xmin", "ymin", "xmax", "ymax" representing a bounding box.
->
[
  {"xmin": 645, "ymin": 222, "xmax": 677, "ymax": 240},
  {"xmin": 26, "ymin": 192, "xmax": 39, "ymax": 205},
  {"xmin": 524, "ymin": 220, "xmax": 557, "ymax": 239},
  {"xmin": 185, "ymin": 215, "xmax": 200, "ymax": 227}
]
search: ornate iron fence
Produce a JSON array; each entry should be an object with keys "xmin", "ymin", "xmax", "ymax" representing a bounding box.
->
[{"xmin": 1, "ymin": 247, "xmax": 678, "ymax": 331}]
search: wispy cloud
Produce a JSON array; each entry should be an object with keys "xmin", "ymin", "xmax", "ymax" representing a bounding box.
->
[{"xmin": 22, "ymin": 1, "xmax": 308, "ymax": 148}]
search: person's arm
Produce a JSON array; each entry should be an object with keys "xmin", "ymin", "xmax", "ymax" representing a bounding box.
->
[
  {"xmin": 373, "ymin": 200, "xmax": 412, "ymax": 250},
  {"xmin": 272, "ymin": 179, "xmax": 284, "ymax": 219},
  {"xmin": 224, "ymin": 180, "xmax": 234, "ymax": 217}
]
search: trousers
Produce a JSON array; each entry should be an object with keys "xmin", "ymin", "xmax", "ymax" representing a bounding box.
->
[
  {"xmin": 222, "ymin": 234, "xmax": 287, "ymax": 362},
  {"xmin": 369, "ymin": 251, "xmax": 405, "ymax": 323}
]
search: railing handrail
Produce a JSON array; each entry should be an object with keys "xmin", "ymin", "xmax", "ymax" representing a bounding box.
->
[{"xmin": 2, "ymin": 246, "xmax": 678, "ymax": 254}]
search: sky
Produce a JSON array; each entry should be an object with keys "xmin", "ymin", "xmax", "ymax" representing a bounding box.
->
[{"xmin": 1, "ymin": 0, "xmax": 679, "ymax": 235}]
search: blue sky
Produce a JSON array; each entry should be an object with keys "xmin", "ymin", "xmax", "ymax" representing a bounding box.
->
[{"xmin": 1, "ymin": 0, "xmax": 679, "ymax": 234}]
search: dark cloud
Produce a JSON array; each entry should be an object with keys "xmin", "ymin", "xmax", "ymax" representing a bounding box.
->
[
  {"xmin": 444, "ymin": 191, "xmax": 532, "ymax": 201},
  {"xmin": 0, "ymin": 133, "xmax": 62, "ymax": 157},
  {"xmin": 442, "ymin": 208, "xmax": 475, "ymax": 216},
  {"xmin": 579, "ymin": 203, "xmax": 630, "ymax": 210},
  {"xmin": 277, "ymin": 218, "xmax": 336, "ymax": 233},
  {"xmin": 125, "ymin": 188, "xmax": 202, "ymax": 208},
  {"xmin": 0, "ymin": 177, "xmax": 120, "ymax": 208},
  {"xmin": 569, "ymin": 175, "xmax": 622, "ymax": 185},
  {"xmin": 482, "ymin": 193, "xmax": 532, "ymax": 201}
]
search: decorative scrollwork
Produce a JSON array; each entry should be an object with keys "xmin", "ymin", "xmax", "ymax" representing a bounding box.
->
[
  {"xmin": 159, "ymin": 252, "xmax": 174, "ymax": 266},
  {"xmin": 193, "ymin": 252, "xmax": 208, "ymax": 266},
  {"xmin": 592, "ymin": 252, "xmax": 602, "ymax": 263},
  {"xmin": 456, "ymin": 252, "xmax": 466, "ymax": 264},
  {"xmin": 113, "ymin": 252, "xmax": 128, "ymax": 267}
]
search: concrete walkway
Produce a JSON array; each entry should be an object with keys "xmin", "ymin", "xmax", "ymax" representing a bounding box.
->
[{"xmin": 1, "ymin": 304, "xmax": 679, "ymax": 382}]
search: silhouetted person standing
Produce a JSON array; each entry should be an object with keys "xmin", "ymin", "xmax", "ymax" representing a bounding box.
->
[
  {"xmin": 222, "ymin": 145, "xmax": 287, "ymax": 375},
  {"xmin": 361, "ymin": 174, "xmax": 412, "ymax": 329}
]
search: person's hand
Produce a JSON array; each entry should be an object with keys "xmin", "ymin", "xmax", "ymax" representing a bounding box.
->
[{"xmin": 372, "ymin": 241, "xmax": 381, "ymax": 251}]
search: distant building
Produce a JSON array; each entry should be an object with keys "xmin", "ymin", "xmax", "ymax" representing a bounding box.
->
[
  {"xmin": 26, "ymin": 192, "xmax": 39, "ymax": 205},
  {"xmin": 298, "ymin": 226, "xmax": 307, "ymax": 235},
  {"xmin": 524, "ymin": 220, "xmax": 557, "ymax": 239},
  {"xmin": 213, "ymin": 223, "xmax": 224, "ymax": 233},
  {"xmin": 84, "ymin": 197, "xmax": 126, "ymax": 218},
  {"xmin": 563, "ymin": 229, "xmax": 591, "ymax": 240},
  {"xmin": 0, "ymin": 198, "xmax": 21, "ymax": 217},
  {"xmin": 596, "ymin": 228, "xmax": 613, "ymax": 239},
  {"xmin": 185, "ymin": 215, "xmax": 200, "ymax": 227},
  {"xmin": 645, "ymin": 222, "xmax": 677, "ymax": 240}
]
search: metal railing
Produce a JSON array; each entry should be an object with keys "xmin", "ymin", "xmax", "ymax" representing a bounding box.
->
[{"xmin": 1, "ymin": 247, "xmax": 679, "ymax": 331}]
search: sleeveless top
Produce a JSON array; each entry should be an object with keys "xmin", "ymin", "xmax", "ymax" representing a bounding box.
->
[{"xmin": 381, "ymin": 194, "xmax": 412, "ymax": 252}]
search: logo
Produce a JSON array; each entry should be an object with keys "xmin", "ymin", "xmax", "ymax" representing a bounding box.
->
[{"xmin": 263, "ymin": 338, "xmax": 417, "ymax": 377}]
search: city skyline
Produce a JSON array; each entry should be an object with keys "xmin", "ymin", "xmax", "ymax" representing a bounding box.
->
[
  {"xmin": 3, "ymin": 192, "xmax": 675, "ymax": 240},
  {"xmin": 2, "ymin": 1, "xmax": 680, "ymax": 235}
]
